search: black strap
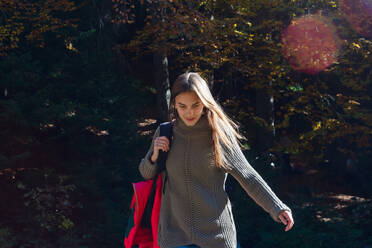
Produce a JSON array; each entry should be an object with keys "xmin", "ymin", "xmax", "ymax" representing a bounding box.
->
[
  {"xmin": 158, "ymin": 122, "xmax": 172, "ymax": 194},
  {"xmin": 157, "ymin": 121, "xmax": 173, "ymax": 173},
  {"xmin": 140, "ymin": 122, "xmax": 173, "ymax": 229}
]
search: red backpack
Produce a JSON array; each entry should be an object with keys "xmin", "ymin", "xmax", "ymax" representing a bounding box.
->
[{"xmin": 124, "ymin": 122, "xmax": 173, "ymax": 248}]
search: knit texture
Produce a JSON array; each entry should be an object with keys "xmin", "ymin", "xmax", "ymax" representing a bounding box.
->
[{"xmin": 138, "ymin": 114, "xmax": 292, "ymax": 248}]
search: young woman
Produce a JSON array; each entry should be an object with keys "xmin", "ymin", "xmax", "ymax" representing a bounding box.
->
[{"xmin": 139, "ymin": 72, "xmax": 294, "ymax": 248}]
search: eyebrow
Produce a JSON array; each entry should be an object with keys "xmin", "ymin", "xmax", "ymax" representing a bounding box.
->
[{"xmin": 178, "ymin": 101, "xmax": 200, "ymax": 106}]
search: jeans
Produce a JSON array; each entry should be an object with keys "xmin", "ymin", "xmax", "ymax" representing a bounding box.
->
[
  {"xmin": 174, "ymin": 246, "xmax": 200, "ymax": 248},
  {"xmin": 174, "ymin": 244, "xmax": 241, "ymax": 248}
]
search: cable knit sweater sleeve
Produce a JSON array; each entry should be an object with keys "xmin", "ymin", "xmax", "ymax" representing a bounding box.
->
[
  {"xmin": 223, "ymin": 144, "xmax": 292, "ymax": 223},
  {"xmin": 138, "ymin": 126, "xmax": 160, "ymax": 180}
]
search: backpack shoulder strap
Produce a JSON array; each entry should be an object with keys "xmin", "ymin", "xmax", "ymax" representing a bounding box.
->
[
  {"xmin": 157, "ymin": 122, "xmax": 173, "ymax": 173},
  {"xmin": 159, "ymin": 122, "xmax": 173, "ymax": 142}
]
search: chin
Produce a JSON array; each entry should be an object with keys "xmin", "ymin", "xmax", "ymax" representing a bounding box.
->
[
  {"xmin": 182, "ymin": 116, "xmax": 200, "ymax": 126},
  {"xmin": 184, "ymin": 120, "xmax": 196, "ymax": 126}
]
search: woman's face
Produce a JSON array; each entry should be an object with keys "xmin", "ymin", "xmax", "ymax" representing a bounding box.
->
[{"xmin": 175, "ymin": 91, "xmax": 205, "ymax": 127}]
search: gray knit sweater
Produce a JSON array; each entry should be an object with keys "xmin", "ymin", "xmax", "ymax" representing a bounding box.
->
[{"xmin": 139, "ymin": 114, "xmax": 291, "ymax": 248}]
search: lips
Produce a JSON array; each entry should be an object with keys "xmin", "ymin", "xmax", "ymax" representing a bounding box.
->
[{"xmin": 186, "ymin": 118, "xmax": 195, "ymax": 121}]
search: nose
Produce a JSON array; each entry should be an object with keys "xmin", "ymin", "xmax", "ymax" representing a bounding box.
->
[{"xmin": 185, "ymin": 108, "xmax": 193, "ymax": 116}]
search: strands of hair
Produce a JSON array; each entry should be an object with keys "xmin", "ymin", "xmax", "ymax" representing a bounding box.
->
[{"xmin": 170, "ymin": 72, "xmax": 247, "ymax": 170}]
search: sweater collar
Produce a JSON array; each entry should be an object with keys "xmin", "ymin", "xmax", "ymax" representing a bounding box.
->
[{"xmin": 173, "ymin": 114, "xmax": 211, "ymax": 136}]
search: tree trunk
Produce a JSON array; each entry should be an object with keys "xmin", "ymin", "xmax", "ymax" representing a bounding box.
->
[
  {"xmin": 255, "ymin": 84, "xmax": 275, "ymax": 154},
  {"xmin": 153, "ymin": 50, "xmax": 170, "ymax": 123}
]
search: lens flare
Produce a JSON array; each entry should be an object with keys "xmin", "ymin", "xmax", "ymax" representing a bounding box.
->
[
  {"xmin": 339, "ymin": 0, "xmax": 372, "ymax": 37},
  {"xmin": 281, "ymin": 15, "xmax": 340, "ymax": 75}
]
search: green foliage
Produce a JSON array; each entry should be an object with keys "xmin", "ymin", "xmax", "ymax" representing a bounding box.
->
[
  {"xmin": 116, "ymin": 0, "xmax": 372, "ymax": 168},
  {"xmin": 0, "ymin": 1, "xmax": 149, "ymax": 247},
  {"xmin": 0, "ymin": 0, "xmax": 371, "ymax": 248},
  {"xmin": 0, "ymin": 0, "xmax": 79, "ymax": 56}
]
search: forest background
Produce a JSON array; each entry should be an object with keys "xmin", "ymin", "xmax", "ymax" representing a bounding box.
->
[{"xmin": 0, "ymin": 0, "xmax": 371, "ymax": 247}]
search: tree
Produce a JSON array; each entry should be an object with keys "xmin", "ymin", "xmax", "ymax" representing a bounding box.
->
[
  {"xmin": 0, "ymin": 0, "xmax": 79, "ymax": 56},
  {"xmin": 113, "ymin": 0, "xmax": 372, "ymax": 169}
]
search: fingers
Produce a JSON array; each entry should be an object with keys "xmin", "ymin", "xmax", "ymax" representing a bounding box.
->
[
  {"xmin": 279, "ymin": 214, "xmax": 287, "ymax": 225},
  {"xmin": 285, "ymin": 211, "xmax": 294, "ymax": 231},
  {"xmin": 285, "ymin": 219, "xmax": 294, "ymax": 231},
  {"xmin": 286, "ymin": 213, "xmax": 294, "ymax": 231},
  {"xmin": 155, "ymin": 136, "xmax": 170, "ymax": 152},
  {"xmin": 279, "ymin": 210, "xmax": 294, "ymax": 232}
]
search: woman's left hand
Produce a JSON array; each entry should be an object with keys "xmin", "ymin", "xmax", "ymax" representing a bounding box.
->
[{"xmin": 278, "ymin": 210, "xmax": 294, "ymax": 232}]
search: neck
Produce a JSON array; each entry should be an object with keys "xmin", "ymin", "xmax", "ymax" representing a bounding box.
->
[{"xmin": 174, "ymin": 114, "xmax": 211, "ymax": 136}]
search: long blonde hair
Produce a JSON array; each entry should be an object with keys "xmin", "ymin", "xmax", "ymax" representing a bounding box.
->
[{"xmin": 168, "ymin": 72, "xmax": 247, "ymax": 170}]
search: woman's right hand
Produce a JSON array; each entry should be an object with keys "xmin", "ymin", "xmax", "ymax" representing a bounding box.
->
[{"xmin": 151, "ymin": 136, "xmax": 170, "ymax": 163}]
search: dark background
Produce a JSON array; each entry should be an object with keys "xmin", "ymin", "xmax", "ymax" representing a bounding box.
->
[{"xmin": 0, "ymin": 0, "xmax": 371, "ymax": 247}]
